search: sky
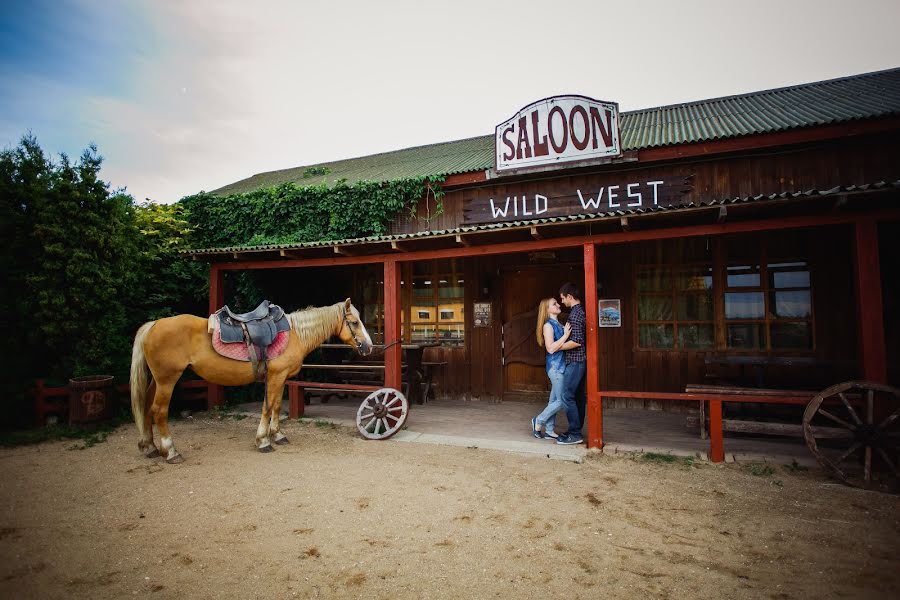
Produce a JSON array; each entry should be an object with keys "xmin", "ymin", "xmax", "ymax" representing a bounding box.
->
[{"xmin": 1, "ymin": 0, "xmax": 899, "ymax": 204}]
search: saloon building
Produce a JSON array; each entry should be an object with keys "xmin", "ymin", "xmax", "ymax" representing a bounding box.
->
[{"xmin": 190, "ymin": 68, "xmax": 900, "ymax": 459}]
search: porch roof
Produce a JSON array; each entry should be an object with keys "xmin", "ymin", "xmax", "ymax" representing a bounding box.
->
[
  {"xmin": 185, "ymin": 181, "xmax": 900, "ymax": 263},
  {"xmin": 212, "ymin": 68, "xmax": 900, "ymax": 195}
]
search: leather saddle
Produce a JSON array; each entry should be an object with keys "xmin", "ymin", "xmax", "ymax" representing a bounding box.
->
[{"xmin": 213, "ymin": 300, "xmax": 291, "ymax": 380}]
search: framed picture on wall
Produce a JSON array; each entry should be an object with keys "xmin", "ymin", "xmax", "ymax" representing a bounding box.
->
[{"xmin": 599, "ymin": 299, "xmax": 621, "ymax": 328}]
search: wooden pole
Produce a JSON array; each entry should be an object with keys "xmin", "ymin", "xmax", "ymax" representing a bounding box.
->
[
  {"xmin": 384, "ymin": 260, "xmax": 402, "ymax": 390},
  {"xmin": 853, "ymin": 220, "xmax": 887, "ymax": 384},
  {"xmin": 583, "ymin": 243, "xmax": 603, "ymax": 449},
  {"xmin": 207, "ymin": 265, "xmax": 226, "ymax": 410}
]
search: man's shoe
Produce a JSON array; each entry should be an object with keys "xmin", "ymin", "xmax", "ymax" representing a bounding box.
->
[{"xmin": 556, "ymin": 433, "xmax": 583, "ymax": 445}]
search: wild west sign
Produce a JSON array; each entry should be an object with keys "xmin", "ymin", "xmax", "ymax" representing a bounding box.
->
[
  {"xmin": 495, "ymin": 95, "xmax": 621, "ymax": 173},
  {"xmin": 463, "ymin": 173, "xmax": 694, "ymax": 224}
]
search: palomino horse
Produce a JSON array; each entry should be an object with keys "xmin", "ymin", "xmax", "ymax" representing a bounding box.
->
[{"xmin": 129, "ymin": 299, "xmax": 373, "ymax": 462}]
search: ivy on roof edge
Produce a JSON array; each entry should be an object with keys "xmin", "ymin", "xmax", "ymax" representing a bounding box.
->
[{"xmin": 180, "ymin": 176, "xmax": 444, "ymax": 249}]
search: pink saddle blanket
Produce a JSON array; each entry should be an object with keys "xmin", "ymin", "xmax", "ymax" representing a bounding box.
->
[{"xmin": 211, "ymin": 320, "xmax": 290, "ymax": 362}]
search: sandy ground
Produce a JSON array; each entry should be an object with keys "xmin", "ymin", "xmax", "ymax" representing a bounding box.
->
[{"xmin": 0, "ymin": 414, "xmax": 898, "ymax": 600}]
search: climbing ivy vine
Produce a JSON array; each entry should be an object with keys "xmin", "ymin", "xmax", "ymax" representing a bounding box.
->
[{"xmin": 180, "ymin": 176, "xmax": 444, "ymax": 249}]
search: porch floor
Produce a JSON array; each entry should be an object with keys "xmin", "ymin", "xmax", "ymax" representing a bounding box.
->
[{"xmin": 236, "ymin": 395, "xmax": 819, "ymax": 467}]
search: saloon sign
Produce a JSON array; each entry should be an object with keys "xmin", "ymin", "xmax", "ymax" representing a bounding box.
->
[{"xmin": 495, "ymin": 95, "xmax": 621, "ymax": 172}]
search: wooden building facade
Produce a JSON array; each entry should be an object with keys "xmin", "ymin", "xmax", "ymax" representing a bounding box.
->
[{"xmin": 191, "ymin": 68, "xmax": 900, "ymax": 455}]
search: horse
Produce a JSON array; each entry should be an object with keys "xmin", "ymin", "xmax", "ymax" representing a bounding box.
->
[{"xmin": 129, "ymin": 298, "xmax": 373, "ymax": 463}]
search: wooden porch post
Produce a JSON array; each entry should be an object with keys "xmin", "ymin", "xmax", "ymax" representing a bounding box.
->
[
  {"xmin": 383, "ymin": 260, "xmax": 402, "ymax": 390},
  {"xmin": 708, "ymin": 400, "xmax": 724, "ymax": 462},
  {"xmin": 207, "ymin": 265, "xmax": 225, "ymax": 409},
  {"xmin": 853, "ymin": 219, "xmax": 887, "ymax": 384},
  {"xmin": 583, "ymin": 243, "xmax": 603, "ymax": 449}
]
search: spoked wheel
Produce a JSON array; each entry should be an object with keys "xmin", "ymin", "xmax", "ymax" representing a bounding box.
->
[
  {"xmin": 803, "ymin": 381, "xmax": 900, "ymax": 491},
  {"xmin": 356, "ymin": 388, "xmax": 409, "ymax": 440}
]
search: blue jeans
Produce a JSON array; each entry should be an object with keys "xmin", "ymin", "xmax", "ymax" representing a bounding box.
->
[
  {"xmin": 535, "ymin": 367, "xmax": 565, "ymax": 434},
  {"xmin": 561, "ymin": 360, "xmax": 586, "ymax": 435}
]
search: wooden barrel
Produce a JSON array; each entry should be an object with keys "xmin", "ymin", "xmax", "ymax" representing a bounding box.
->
[{"xmin": 68, "ymin": 375, "xmax": 115, "ymax": 424}]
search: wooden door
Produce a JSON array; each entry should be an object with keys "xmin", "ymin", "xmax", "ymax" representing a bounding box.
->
[{"xmin": 501, "ymin": 265, "xmax": 582, "ymax": 400}]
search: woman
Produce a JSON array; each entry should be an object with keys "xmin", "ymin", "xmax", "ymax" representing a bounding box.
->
[{"xmin": 531, "ymin": 297, "xmax": 571, "ymax": 439}]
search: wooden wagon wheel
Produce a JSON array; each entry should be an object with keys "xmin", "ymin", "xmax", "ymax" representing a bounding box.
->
[
  {"xmin": 356, "ymin": 388, "xmax": 408, "ymax": 440},
  {"xmin": 803, "ymin": 381, "xmax": 900, "ymax": 491}
]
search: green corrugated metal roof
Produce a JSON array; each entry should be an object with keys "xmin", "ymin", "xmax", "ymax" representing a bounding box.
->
[
  {"xmin": 186, "ymin": 181, "xmax": 900, "ymax": 256},
  {"xmin": 212, "ymin": 68, "xmax": 900, "ymax": 196}
]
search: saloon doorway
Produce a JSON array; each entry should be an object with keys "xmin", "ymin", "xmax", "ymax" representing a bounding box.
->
[{"xmin": 500, "ymin": 262, "xmax": 583, "ymax": 401}]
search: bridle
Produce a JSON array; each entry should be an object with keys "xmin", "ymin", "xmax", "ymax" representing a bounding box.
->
[{"xmin": 343, "ymin": 311, "xmax": 368, "ymax": 352}]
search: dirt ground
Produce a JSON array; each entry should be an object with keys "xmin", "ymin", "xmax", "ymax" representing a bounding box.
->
[{"xmin": 0, "ymin": 414, "xmax": 898, "ymax": 600}]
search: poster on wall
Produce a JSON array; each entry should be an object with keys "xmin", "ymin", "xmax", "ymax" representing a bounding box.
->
[
  {"xmin": 473, "ymin": 302, "xmax": 492, "ymax": 327},
  {"xmin": 598, "ymin": 299, "xmax": 621, "ymax": 328}
]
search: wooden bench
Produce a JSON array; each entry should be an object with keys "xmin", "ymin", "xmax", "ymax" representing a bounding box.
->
[
  {"xmin": 285, "ymin": 379, "xmax": 380, "ymax": 419},
  {"xmin": 686, "ymin": 383, "xmax": 822, "ymax": 439}
]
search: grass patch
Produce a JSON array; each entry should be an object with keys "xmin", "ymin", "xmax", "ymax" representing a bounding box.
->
[
  {"xmin": 786, "ymin": 459, "xmax": 808, "ymax": 473},
  {"xmin": 313, "ymin": 419, "xmax": 335, "ymax": 429},
  {"xmin": 209, "ymin": 405, "xmax": 248, "ymax": 421},
  {"xmin": 0, "ymin": 418, "xmax": 125, "ymax": 449},
  {"xmin": 742, "ymin": 463, "xmax": 776, "ymax": 477},
  {"xmin": 639, "ymin": 452, "xmax": 697, "ymax": 468}
]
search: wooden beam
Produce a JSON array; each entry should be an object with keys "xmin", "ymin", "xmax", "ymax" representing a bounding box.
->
[
  {"xmin": 215, "ymin": 209, "xmax": 900, "ymax": 271},
  {"xmin": 280, "ymin": 249, "xmax": 304, "ymax": 259},
  {"xmin": 207, "ymin": 265, "xmax": 225, "ymax": 410},
  {"xmin": 455, "ymin": 234, "xmax": 470, "ymax": 247},
  {"xmin": 833, "ymin": 194, "xmax": 849, "ymax": 211},
  {"xmin": 530, "ymin": 226, "xmax": 542, "ymax": 240},
  {"xmin": 333, "ymin": 246, "xmax": 351, "ymax": 256},
  {"xmin": 390, "ymin": 240, "xmax": 406, "ymax": 252},
  {"xmin": 383, "ymin": 261, "xmax": 402, "ymax": 390},
  {"xmin": 583, "ymin": 243, "xmax": 603, "ymax": 450},
  {"xmin": 716, "ymin": 206, "xmax": 727, "ymax": 223},
  {"xmin": 620, "ymin": 217, "xmax": 630, "ymax": 231}
]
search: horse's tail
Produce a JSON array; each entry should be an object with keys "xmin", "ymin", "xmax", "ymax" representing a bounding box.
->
[{"xmin": 130, "ymin": 321, "xmax": 156, "ymax": 439}]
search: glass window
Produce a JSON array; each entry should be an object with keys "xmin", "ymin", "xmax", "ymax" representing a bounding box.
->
[
  {"xmin": 636, "ymin": 263, "xmax": 714, "ymax": 350},
  {"xmin": 724, "ymin": 238, "xmax": 813, "ymax": 351}
]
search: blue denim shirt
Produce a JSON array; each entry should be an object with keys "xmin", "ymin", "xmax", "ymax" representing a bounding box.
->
[{"xmin": 545, "ymin": 319, "xmax": 566, "ymax": 374}]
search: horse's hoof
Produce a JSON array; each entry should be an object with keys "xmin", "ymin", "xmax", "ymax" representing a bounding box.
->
[
  {"xmin": 144, "ymin": 448, "xmax": 161, "ymax": 459},
  {"xmin": 274, "ymin": 437, "xmax": 290, "ymax": 445},
  {"xmin": 166, "ymin": 454, "xmax": 185, "ymax": 464},
  {"xmin": 258, "ymin": 445, "xmax": 275, "ymax": 453}
]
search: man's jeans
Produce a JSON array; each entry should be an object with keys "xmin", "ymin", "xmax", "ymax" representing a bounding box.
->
[{"xmin": 561, "ymin": 360, "xmax": 586, "ymax": 435}]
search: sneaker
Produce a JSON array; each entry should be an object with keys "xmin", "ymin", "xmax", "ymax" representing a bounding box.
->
[
  {"xmin": 531, "ymin": 418, "xmax": 542, "ymax": 439},
  {"xmin": 544, "ymin": 431, "xmax": 559, "ymax": 440},
  {"xmin": 556, "ymin": 433, "xmax": 583, "ymax": 445}
]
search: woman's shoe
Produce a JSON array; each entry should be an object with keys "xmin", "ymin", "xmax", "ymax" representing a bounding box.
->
[
  {"xmin": 531, "ymin": 418, "xmax": 543, "ymax": 438},
  {"xmin": 544, "ymin": 431, "xmax": 559, "ymax": 440}
]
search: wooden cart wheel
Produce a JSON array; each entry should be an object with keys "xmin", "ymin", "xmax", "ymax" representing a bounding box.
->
[
  {"xmin": 356, "ymin": 388, "xmax": 408, "ymax": 440},
  {"xmin": 803, "ymin": 381, "xmax": 900, "ymax": 491}
]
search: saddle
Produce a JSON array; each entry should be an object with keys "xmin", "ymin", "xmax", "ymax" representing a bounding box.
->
[{"xmin": 212, "ymin": 300, "xmax": 292, "ymax": 381}]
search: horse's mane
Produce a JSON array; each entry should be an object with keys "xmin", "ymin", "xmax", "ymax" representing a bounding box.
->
[{"xmin": 287, "ymin": 303, "xmax": 342, "ymax": 343}]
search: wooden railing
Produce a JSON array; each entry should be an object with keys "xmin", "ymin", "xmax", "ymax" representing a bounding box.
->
[{"xmin": 598, "ymin": 390, "xmax": 817, "ymax": 463}]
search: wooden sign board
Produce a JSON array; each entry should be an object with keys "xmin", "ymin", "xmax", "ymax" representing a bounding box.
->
[{"xmin": 463, "ymin": 175, "xmax": 693, "ymax": 225}]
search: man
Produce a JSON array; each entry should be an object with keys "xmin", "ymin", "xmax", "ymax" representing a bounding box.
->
[{"xmin": 556, "ymin": 282, "xmax": 587, "ymax": 445}]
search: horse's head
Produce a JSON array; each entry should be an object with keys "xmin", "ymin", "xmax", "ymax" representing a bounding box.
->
[{"xmin": 337, "ymin": 298, "xmax": 373, "ymax": 356}]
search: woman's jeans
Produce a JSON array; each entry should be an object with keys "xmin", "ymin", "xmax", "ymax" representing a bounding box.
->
[{"xmin": 535, "ymin": 367, "xmax": 566, "ymax": 434}]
